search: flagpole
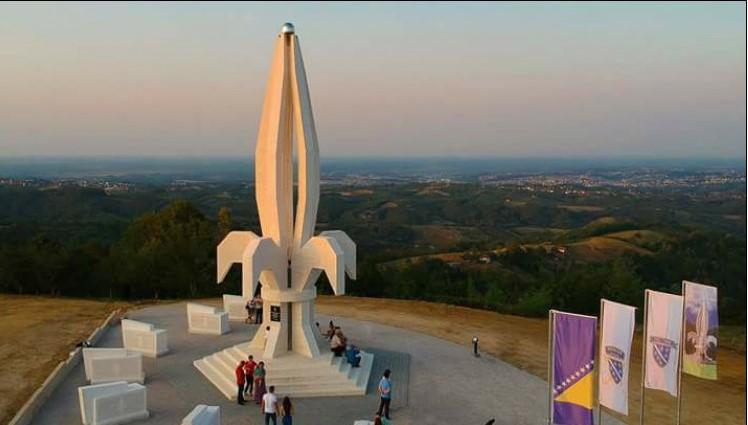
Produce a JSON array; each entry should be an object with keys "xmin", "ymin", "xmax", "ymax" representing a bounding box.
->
[
  {"xmin": 639, "ymin": 290, "xmax": 649, "ymax": 425},
  {"xmin": 548, "ymin": 309, "xmax": 555, "ymax": 425},
  {"xmin": 675, "ymin": 281, "xmax": 686, "ymax": 425},
  {"xmin": 598, "ymin": 299, "xmax": 604, "ymax": 425}
]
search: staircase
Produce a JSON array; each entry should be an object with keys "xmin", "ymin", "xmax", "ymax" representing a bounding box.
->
[{"xmin": 194, "ymin": 342, "xmax": 374, "ymax": 399}]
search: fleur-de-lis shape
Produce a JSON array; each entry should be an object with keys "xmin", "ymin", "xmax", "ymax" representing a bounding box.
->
[{"xmin": 215, "ymin": 24, "xmax": 355, "ymax": 358}]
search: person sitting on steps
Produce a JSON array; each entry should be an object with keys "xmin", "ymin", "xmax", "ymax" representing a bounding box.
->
[
  {"xmin": 330, "ymin": 328, "xmax": 346, "ymax": 357},
  {"xmin": 346, "ymin": 344, "xmax": 362, "ymax": 367},
  {"xmin": 325, "ymin": 320, "xmax": 335, "ymax": 340}
]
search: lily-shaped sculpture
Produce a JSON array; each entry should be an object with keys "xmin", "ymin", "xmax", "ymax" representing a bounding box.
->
[{"xmin": 216, "ymin": 23, "xmax": 355, "ymax": 359}]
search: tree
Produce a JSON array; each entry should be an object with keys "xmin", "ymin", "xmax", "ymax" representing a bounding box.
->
[
  {"xmin": 217, "ymin": 207, "xmax": 233, "ymax": 241},
  {"xmin": 113, "ymin": 201, "xmax": 216, "ymax": 298}
]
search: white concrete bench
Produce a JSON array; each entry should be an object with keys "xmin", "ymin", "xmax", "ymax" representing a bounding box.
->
[
  {"xmin": 121, "ymin": 319, "xmax": 168, "ymax": 357},
  {"xmin": 78, "ymin": 381, "xmax": 148, "ymax": 425},
  {"xmin": 182, "ymin": 404, "xmax": 221, "ymax": 425},
  {"xmin": 222, "ymin": 294, "xmax": 249, "ymax": 321},
  {"xmin": 187, "ymin": 303, "xmax": 230, "ymax": 335},
  {"xmin": 83, "ymin": 348, "xmax": 145, "ymax": 384}
]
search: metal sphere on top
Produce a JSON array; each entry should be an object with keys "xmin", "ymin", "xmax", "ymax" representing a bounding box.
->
[{"xmin": 281, "ymin": 22, "xmax": 295, "ymax": 35}]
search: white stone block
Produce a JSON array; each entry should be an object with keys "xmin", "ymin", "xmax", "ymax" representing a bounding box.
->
[
  {"xmin": 78, "ymin": 381, "xmax": 148, "ymax": 425},
  {"xmin": 181, "ymin": 404, "xmax": 221, "ymax": 425},
  {"xmin": 121, "ymin": 319, "xmax": 168, "ymax": 357},
  {"xmin": 222, "ymin": 294, "xmax": 249, "ymax": 321},
  {"xmin": 83, "ymin": 348, "xmax": 144, "ymax": 384},
  {"xmin": 187, "ymin": 303, "xmax": 230, "ymax": 335}
]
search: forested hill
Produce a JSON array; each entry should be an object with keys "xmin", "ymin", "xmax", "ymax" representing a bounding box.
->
[{"xmin": 0, "ymin": 180, "xmax": 744, "ymax": 324}]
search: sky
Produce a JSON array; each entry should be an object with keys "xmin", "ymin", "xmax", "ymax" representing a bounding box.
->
[{"xmin": 0, "ymin": 2, "xmax": 745, "ymax": 158}]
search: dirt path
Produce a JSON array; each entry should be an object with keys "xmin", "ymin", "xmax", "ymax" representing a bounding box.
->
[
  {"xmin": 0, "ymin": 295, "xmax": 132, "ymax": 424},
  {"xmin": 317, "ymin": 296, "xmax": 746, "ymax": 425}
]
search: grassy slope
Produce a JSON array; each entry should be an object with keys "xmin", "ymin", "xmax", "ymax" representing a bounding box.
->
[
  {"xmin": 383, "ymin": 226, "xmax": 668, "ymax": 269},
  {"xmin": 0, "ymin": 295, "xmax": 132, "ymax": 424}
]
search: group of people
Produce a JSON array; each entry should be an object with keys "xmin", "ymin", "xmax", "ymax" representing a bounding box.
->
[
  {"xmin": 235, "ymin": 354, "xmax": 293, "ymax": 425},
  {"xmin": 231, "ymin": 318, "xmax": 394, "ymax": 424},
  {"xmin": 323, "ymin": 320, "xmax": 362, "ymax": 368},
  {"xmin": 324, "ymin": 321, "xmax": 395, "ymax": 422},
  {"xmin": 245, "ymin": 295, "xmax": 264, "ymax": 324}
]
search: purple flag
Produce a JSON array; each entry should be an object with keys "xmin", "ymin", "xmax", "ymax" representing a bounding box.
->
[{"xmin": 552, "ymin": 311, "xmax": 597, "ymax": 425}]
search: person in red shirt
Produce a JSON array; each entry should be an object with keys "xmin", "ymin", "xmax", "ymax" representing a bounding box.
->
[
  {"xmin": 243, "ymin": 354, "xmax": 258, "ymax": 397},
  {"xmin": 236, "ymin": 360, "xmax": 246, "ymax": 405}
]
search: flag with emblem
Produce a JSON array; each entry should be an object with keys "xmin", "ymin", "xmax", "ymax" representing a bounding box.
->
[
  {"xmin": 598, "ymin": 299, "xmax": 636, "ymax": 415},
  {"xmin": 644, "ymin": 290, "xmax": 683, "ymax": 397},
  {"xmin": 551, "ymin": 311, "xmax": 597, "ymax": 425},
  {"xmin": 682, "ymin": 281, "xmax": 718, "ymax": 380}
]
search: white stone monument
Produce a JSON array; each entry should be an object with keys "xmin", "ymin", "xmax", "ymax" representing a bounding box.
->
[
  {"xmin": 121, "ymin": 318, "xmax": 168, "ymax": 357},
  {"xmin": 82, "ymin": 348, "xmax": 145, "ymax": 384},
  {"xmin": 187, "ymin": 302, "xmax": 230, "ymax": 335},
  {"xmin": 216, "ymin": 21, "xmax": 355, "ymax": 360},
  {"xmin": 181, "ymin": 405, "xmax": 220, "ymax": 425},
  {"xmin": 222, "ymin": 294, "xmax": 249, "ymax": 321},
  {"xmin": 78, "ymin": 381, "xmax": 148, "ymax": 425},
  {"xmin": 196, "ymin": 23, "xmax": 372, "ymax": 399}
]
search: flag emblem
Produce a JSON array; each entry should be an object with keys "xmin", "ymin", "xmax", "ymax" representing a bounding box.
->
[
  {"xmin": 651, "ymin": 336, "xmax": 677, "ymax": 368},
  {"xmin": 605, "ymin": 346, "xmax": 625, "ymax": 384}
]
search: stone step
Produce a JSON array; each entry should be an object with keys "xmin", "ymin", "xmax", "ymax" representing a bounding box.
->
[
  {"xmin": 211, "ymin": 353, "xmax": 234, "ymax": 375},
  {"xmin": 266, "ymin": 381, "xmax": 366, "ymax": 397},
  {"xmin": 194, "ymin": 358, "xmax": 236, "ymax": 400},
  {"xmin": 355, "ymin": 352, "xmax": 374, "ymax": 388},
  {"xmin": 267, "ymin": 373, "xmax": 352, "ymax": 385},
  {"xmin": 193, "ymin": 341, "xmax": 374, "ymax": 399}
]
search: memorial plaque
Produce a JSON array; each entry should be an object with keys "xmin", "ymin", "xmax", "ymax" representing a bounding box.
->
[{"xmin": 270, "ymin": 305, "xmax": 281, "ymax": 322}]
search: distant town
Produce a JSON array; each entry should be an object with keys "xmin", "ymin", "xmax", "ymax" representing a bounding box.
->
[{"xmin": 2, "ymin": 167, "xmax": 744, "ymax": 198}]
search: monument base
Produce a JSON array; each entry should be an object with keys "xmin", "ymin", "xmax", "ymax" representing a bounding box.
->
[{"xmin": 194, "ymin": 338, "xmax": 373, "ymax": 399}]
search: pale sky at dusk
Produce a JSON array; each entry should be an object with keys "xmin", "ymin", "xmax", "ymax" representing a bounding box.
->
[{"xmin": 1, "ymin": 2, "xmax": 745, "ymax": 158}]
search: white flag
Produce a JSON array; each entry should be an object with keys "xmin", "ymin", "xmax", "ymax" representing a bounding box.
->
[
  {"xmin": 598, "ymin": 299, "xmax": 636, "ymax": 415},
  {"xmin": 644, "ymin": 290, "xmax": 683, "ymax": 397}
]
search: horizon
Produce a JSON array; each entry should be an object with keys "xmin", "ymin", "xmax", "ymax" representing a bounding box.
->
[
  {"xmin": 0, "ymin": 155, "xmax": 744, "ymax": 181},
  {"xmin": 1, "ymin": 2, "xmax": 745, "ymax": 158}
]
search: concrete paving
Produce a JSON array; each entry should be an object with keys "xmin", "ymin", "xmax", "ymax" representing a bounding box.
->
[{"xmin": 33, "ymin": 302, "xmax": 623, "ymax": 425}]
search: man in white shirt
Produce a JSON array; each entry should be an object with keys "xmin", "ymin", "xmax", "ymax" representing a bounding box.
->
[{"xmin": 261, "ymin": 385, "xmax": 278, "ymax": 425}]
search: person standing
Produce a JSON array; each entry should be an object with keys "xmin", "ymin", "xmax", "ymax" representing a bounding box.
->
[
  {"xmin": 376, "ymin": 369, "xmax": 392, "ymax": 420},
  {"xmin": 280, "ymin": 395, "xmax": 293, "ymax": 425},
  {"xmin": 254, "ymin": 361, "xmax": 267, "ymax": 404},
  {"xmin": 261, "ymin": 385, "xmax": 279, "ymax": 425},
  {"xmin": 235, "ymin": 360, "xmax": 246, "ymax": 405},
  {"xmin": 244, "ymin": 354, "xmax": 257, "ymax": 397},
  {"xmin": 246, "ymin": 298, "xmax": 256, "ymax": 324},
  {"xmin": 254, "ymin": 295, "xmax": 264, "ymax": 324}
]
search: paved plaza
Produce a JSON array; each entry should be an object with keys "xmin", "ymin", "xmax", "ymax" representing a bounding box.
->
[{"xmin": 34, "ymin": 302, "xmax": 622, "ymax": 425}]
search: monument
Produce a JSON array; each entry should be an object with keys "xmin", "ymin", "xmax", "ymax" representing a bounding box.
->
[{"xmin": 195, "ymin": 23, "xmax": 371, "ymax": 399}]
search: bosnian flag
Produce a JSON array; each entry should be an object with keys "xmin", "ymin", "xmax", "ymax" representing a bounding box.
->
[
  {"xmin": 644, "ymin": 290, "xmax": 683, "ymax": 397},
  {"xmin": 551, "ymin": 311, "xmax": 597, "ymax": 425},
  {"xmin": 598, "ymin": 299, "xmax": 636, "ymax": 415}
]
